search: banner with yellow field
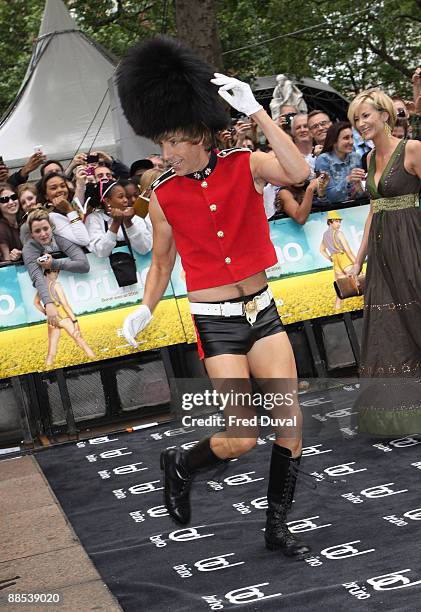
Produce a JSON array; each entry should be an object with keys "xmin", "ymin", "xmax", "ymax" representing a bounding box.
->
[
  {"xmin": 267, "ymin": 205, "xmax": 367, "ymax": 323},
  {"xmin": 0, "ymin": 249, "xmax": 188, "ymax": 378},
  {"xmin": 0, "ymin": 204, "xmax": 368, "ymax": 378}
]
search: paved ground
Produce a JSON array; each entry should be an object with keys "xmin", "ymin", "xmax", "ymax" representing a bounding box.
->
[{"xmin": 0, "ymin": 453, "xmax": 122, "ymax": 611}]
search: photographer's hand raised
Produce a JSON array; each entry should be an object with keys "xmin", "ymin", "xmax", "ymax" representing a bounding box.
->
[{"xmin": 74, "ymin": 165, "xmax": 88, "ymax": 185}]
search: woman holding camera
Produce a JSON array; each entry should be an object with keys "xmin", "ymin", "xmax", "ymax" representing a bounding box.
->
[
  {"xmin": 22, "ymin": 209, "xmax": 90, "ymax": 328},
  {"xmin": 347, "ymin": 89, "xmax": 421, "ymax": 435},
  {"xmin": 315, "ymin": 121, "xmax": 365, "ymax": 203},
  {"xmin": 85, "ymin": 180, "xmax": 152, "ymax": 257}
]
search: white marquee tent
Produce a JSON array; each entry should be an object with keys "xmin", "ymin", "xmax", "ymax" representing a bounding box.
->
[{"xmin": 0, "ymin": 0, "xmax": 117, "ymax": 169}]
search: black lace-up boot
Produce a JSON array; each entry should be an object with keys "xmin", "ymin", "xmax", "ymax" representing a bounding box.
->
[
  {"xmin": 265, "ymin": 444, "xmax": 311, "ymax": 557},
  {"xmin": 160, "ymin": 437, "xmax": 223, "ymax": 525}
]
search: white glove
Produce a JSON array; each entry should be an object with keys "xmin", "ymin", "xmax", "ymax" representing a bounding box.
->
[
  {"xmin": 210, "ymin": 72, "xmax": 263, "ymax": 116},
  {"xmin": 122, "ymin": 305, "xmax": 152, "ymax": 348}
]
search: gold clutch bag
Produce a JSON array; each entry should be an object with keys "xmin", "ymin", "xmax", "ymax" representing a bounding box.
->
[{"xmin": 334, "ymin": 275, "xmax": 365, "ymax": 299}]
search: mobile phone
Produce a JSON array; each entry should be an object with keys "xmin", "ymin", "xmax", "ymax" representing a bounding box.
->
[
  {"xmin": 133, "ymin": 195, "xmax": 150, "ymax": 218},
  {"xmin": 0, "ymin": 156, "xmax": 3, "ymax": 165},
  {"xmin": 86, "ymin": 166, "xmax": 95, "ymax": 176},
  {"xmin": 87, "ymin": 154, "xmax": 99, "ymax": 164},
  {"xmin": 284, "ymin": 113, "xmax": 297, "ymax": 129}
]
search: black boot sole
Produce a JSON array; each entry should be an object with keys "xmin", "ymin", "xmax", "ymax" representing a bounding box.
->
[{"xmin": 265, "ymin": 538, "xmax": 311, "ymax": 557}]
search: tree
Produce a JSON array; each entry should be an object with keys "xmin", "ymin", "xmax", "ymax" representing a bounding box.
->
[
  {"xmin": 218, "ymin": 0, "xmax": 421, "ymax": 98},
  {"xmin": 175, "ymin": 0, "xmax": 223, "ymax": 68},
  {"xmin": 0, "ymin": 0, "xmax": 166, "ymax": 117},
  {"xmin": 0, "ymin": 0, "xmax": 45, "ymax": 116},
  {"xmin": 0, "ymin": 0, "xmax": 420, "ymax": 118}
]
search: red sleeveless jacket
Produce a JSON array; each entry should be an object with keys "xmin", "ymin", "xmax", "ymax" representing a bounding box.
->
[{"xmin": 153, "ymin": 149, "xmax": 277, "ymax": 291}]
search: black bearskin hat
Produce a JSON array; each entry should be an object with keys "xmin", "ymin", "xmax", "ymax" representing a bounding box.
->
[{"xmin": 116, "ymin": 36, "xmax": 230, "ymax": 141}]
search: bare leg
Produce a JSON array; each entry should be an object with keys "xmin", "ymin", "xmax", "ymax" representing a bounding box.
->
[
  {"xmin": 334, "ymin": 266, "xmax": 353, "ymax": 310},
  {"xmin": 60, "ymin": 319, "xmax": 95, "ymax": 358},
  {"xmin": 46, "ymin": 325, "xmax": 61, "ymax": 366},
  {"xmin": 247, "ymin": 331, "xmax": 302, "ymax": 457},
  {"xmin": 160, "ymin": 353, "xmax": 254, "ymax": 525},
  {"xmin": 204, "ymin": 354, "xmax": 258, "ymax": 459}
]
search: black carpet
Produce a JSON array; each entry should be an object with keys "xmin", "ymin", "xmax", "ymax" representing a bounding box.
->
[{"xmin": 36, "ymin": 386, "xmax": 421, "ymax": 611}]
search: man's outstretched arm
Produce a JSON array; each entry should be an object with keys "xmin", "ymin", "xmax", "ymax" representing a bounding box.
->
[{"xmin": 123, "ymin": 192, "xmax": 176, "ymax": 347}]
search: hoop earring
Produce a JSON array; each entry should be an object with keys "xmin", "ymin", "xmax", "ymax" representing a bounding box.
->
[{"xmin": 384, "ymin": 122, "xmax": 392, "ymax": 137}]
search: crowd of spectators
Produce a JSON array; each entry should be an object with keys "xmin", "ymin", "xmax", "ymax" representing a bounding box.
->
[
  {"xmin": 0, "ymin": 149, "xmax": 161, "ymax": 325},
  {"xmin": 0, "ymin": 150, "xmax": 162, "ymax": 265},
  {"xmin": 213, "ymin": 67, "xmax": 421, "ymax": 219},
  {"xmin": 0, "ymin": 67, "xmax": 419, "ymax": 301}
]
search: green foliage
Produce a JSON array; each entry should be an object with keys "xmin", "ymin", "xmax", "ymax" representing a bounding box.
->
[
  {"xmin": 66, "ymin": 0, "xmax": 170, "ymax": 58},
  {"xmin": 0, "ymin": 0, "xmax": 45, "ymax": 115},
  {"xmin": 219, "ymin": 0, "xmax": 421, "ymax": 98},
  {"xmin": 0, "ymin": 0, "xmax": 419, "ymax": 117}
]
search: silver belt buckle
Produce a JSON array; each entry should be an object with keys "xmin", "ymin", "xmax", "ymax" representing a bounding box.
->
[{"xmin": 244, "ymin": 297, "xmax": 259, "ymax": 325}]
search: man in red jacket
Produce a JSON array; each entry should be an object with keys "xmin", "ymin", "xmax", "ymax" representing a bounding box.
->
[{"xmin": 117, "ymin": 37, "xmax": 310, "ymax": 558}]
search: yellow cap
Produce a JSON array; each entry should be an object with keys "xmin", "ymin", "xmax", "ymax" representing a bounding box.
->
[{"xmin": 327, "ymin": 210, "xmax": 342, "ymax": 221}]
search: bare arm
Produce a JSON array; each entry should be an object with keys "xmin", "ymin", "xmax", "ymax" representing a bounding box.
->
[
  {"xmin": 412, "ymin": 68, "xmax": 421, "ymax": 102},
  {"xmin": 277, "ymin": 182, "xmax": 315, "ymax": 225},
  {"xmin": 55, "ymin": 283, "xmax": 75, "ymax": 320},
  {"xmin": 320, "ymin": 242, "xmax": 332, "ymax": 262},
  {"xmin": 337, "ymin": 232, "xmax": 356, "ymax": 262},
  {"xmin": 355, "ymin": 205, "xmax": 374, "ymax": 268},
  {"xmin": 250, "ymin": 110, "xmax": 310, "ymax": 186},
  {"xmin": 405, "ymin": 140, "xmax": 421, "ymax": 177},
  {"xmin": 33, "ymin": 293, "xmax": 45, "ymax": 314},
  {"xmin": 142, "ymin": 192, "xmax": 177, "ymax": 313}
]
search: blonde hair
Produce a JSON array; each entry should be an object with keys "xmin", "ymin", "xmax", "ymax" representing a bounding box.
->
[
  {"xmin": 348, "ymin": 89, "xmax": 397, "ymax": 129},
  {"xmin": 139, "ymin": 169, "xmax": 162, "ymax": 194},
  {"xmin": 27, "ymin": 208, "xmax": 53, "ymax": 232},
  {"xmin": 17, "ymin": 182, "xmax": 37, "ymax": 201}
]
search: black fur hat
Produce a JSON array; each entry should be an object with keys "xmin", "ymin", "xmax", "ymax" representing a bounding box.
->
[{"xmin": 116, "ymin": 36, "xmax": 230, "ymax": 140}]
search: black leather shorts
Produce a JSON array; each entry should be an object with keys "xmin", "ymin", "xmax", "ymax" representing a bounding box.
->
[{"xmin": 191, "ymin": 287, "xmax": 285, "ymax": 360}]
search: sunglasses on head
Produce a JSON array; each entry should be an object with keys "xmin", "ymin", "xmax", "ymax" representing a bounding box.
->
[{"xmin": 0, "ymin": 193, "xmax": 18, "ymax": 204}]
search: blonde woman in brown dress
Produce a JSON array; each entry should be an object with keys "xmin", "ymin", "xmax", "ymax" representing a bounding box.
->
[{"xmin": 348, "ymin": 89, "xmax": 421, "ymax": 435}]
